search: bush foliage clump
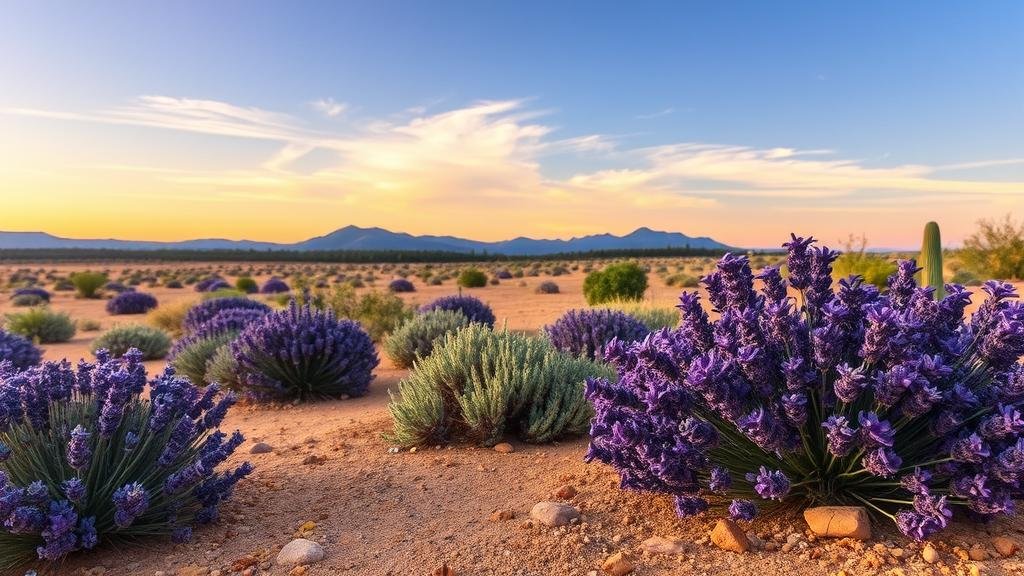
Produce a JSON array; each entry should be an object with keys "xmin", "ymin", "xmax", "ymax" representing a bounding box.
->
[
  {"xmin": 544, "ymin": 308, "xmax": 649, "ymax": 361},
  {"xmin": 12, "ymin": 287, "xmax": 51, "ymax": 303},
  {"xmin": 106, "ymin": 291, "xmax": 158, "ymax": 315},
  {"xmin": 960, "ymin": 215, "xmax": 1024, "ymax": 280},
  {"xmin": 418, "ymin": 295, "xmax": 495, "ymax": 328},
  {"xmin": 388, "ymin": 278, "xmax": 416, "ymax": 293},
  {"xmin": 89, "ymin": 325, "xmax": 172, "ymax": 360},
  {"xmin": 4, "ymin": 308, "xmax": 76, "ymax": 344},
  {"xmin": 457, "ymin": 268, "xmax": 488, "ymax": 288},
  {"xmin": 182, "ymin": 297, "xmax": 272, "ymax": 335},
  {"xmin": 234, "ymin": 277, "xmax": 258, "ymax": 294},
  {"xmin": 384, "ymin": 310, "xmax": 472, "ymax": 369},
  {"xmin": 260, "ymin": 277, "xmax": 290, "ymax": 294},
  {"xmin": 0, "ymin": 329, "xmax": 42, "ymax": 369},
  {"xmin": 583, "ymin": 262, "xmax": 648, "ymax": 305},
  {"xmin": 535, "ymin": 281, "xmax": 560, "ymax": 294},
  {"xmin": 70, "ymin": 272, "xmax": 108, "ymax": 299}
]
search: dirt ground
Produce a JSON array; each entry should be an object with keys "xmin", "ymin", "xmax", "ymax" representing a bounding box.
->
[{"xmin": 2, "ymin": 263, "xmax": 1023, "ymax": 576}]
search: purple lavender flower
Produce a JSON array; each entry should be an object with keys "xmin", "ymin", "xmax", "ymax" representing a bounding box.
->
[
  {"xmin": 858, "ymin": 412, "xmax": 895, "ymax": 448},
  {"xmin": 822, "ymin": 415, "xmax": 858, "ymax": 456},
  {"xmin": 105, "ymin": 291, "xmax": 158, "ymax": 315},
  {"xmin": 783, "ymin": 234, "xmax": 815, "ymax": 290},
  {"xmin": 673, "ymin": 495, "xmax": 709, "ymax": 517},
  {"xmin": 418, "ymin": 294, "xmax": 496, "ymax": 327},
  {"xmin": 62, "ymin": 478, "xmax": 86, "ymax": 504},
  {"xmin": 0, "ymin": 329, "xmax": 42, "ymax": 369},
  {"xmin": 729, "ymin": 499, "xmax": 757, "ymax": 521},
  {"xmin": 112, "ymin": 482, "xmax": 149, "ymax": 528},
  {"xmin": 950, "ymin": 433, "xmax": 991, "ymax": 463},
  {"xmin": 544, "ymin": 309, "xmax": 649, "ymax": 361},
  {"xmin": 745, "ymin": 466, "xmax": 790, "ymax": 501},
  {"xmin": 182, "ymin": 297, "xmax": 272, "ymax": 335},
  {"xmin": 77, "ymin": 516, "xmax": 97, "ymax": 549},
  {"xmin": 387, "ymin": 278, "xmax": 416, "ymax": 293},
  {"xmin": 834, "ymin": 364, "xmax": 867, "ymax": 403},
  {"xmin": 66, "ymin": 425, "xmax": 92, "ymax": 471},
  {"xmin": 36, "ymin": 500, "xmax": 79, "ymax": 560},
  {"xmin": 259, "ymin": 277, "xmax": 290, "ymax": 294},
  {"xmin": 0, "ymin": 441, "xmax": 10, "ymax": 462},
  {"xmin": 708, "ymin": 466, "xmax": 732, "ymax": 492},
  {"xmin": 863, "ymin": 447, "xmax": 902, "ymax": 477}
]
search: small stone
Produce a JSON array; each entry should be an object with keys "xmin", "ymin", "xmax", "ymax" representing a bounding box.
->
[
  {"xmin": 489, "ymin": 510, "xmax": 514, "ymax": 522},
  {"xmin": 529, "ymin": 501, "xmax": 579, "ymax": 527},
  {"xmin": 803, "ymin": 506, "xmax": 871, "ymax": 540},
  {"xmin": 968, "ymin": 544, "xmax": 988, "ymax": 561},
  {"xmin": 639, "ymin": 536, "xmax": 686, "ymax": 555},
  {"xmin": 493, "ymin": 443, "xmax": 514, "ymax": 454},
  {"xmin": 276, "ymin": 539, "xmax": 325, "ymax": 566},
  {"xmin": 890, "ymin": 547, "xmax": 905, "ymax": 559},
  {"xmin": 287, "ymin": 567, "xmax": 307, "ymax": 576},
  {"xmin": 601, "ymin": 552, "xmax": 634, "ymax": 576},
  {"xmin": 710, "ymin": 518, "xmax": 750, "ymax": 554},
  {"xmin": 432, "ymin": 564, "xmax": 456, "ymax": 576},
  {"xmin": 301, "ymin": 454, "xmax": 326, "ymax": 465},
  {"xmin": 554, "ymin": 485, "xmax": 578, "ymax": 499},
  {"xmin": 992, "ymin": 536, "xmax": 1019, "ymax": 558},
  {"xmin": 249, "ymin": 442, "xmax": 273, "ymax": 454},
  {"xmin": 922, "ymin": 544, "xmax": 939, "ymax": 564}
]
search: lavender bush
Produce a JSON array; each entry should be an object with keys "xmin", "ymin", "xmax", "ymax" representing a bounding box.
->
[
  {"xmin": 0, "ymin": 329, "xmax": 41, "ymax": 369},
  {"xmin": 105, "ymin": 291, "xmax": 158, "ymax": 315},
  {"xmin": 0, "ymin": 349, "xmax": 252, "ymax": 568},
  {"xmin": 388, "ymin": 278, "xmax": 416, "ymax": 293},
  {"xmin": 12, "ymin": 288, "xmax": 50, "ymax": 303},
  {"xmin": 182, "ymin": 298, "xmax": 272, "ymax": 335},
  {"xmin": 586, "ymin": 235, "xmax": 1024, "ymax": 540},
  {"xmin": 259, "ymin": 277, "xmax": 290, "ymax": 294},
  {"xmin": 230, "ymin": 302, "xmax": 379, "ymax": 400},
  {"xmin": 419, "ymin": 295, "xmax": 496, "ymax": 328},
  {"xmin": 544, "ymin": 309, "xmax": 649, "ymax": 361},
  {"xmin": 194, "ymin": 277, "xmax": 229, "ymax": 293}
]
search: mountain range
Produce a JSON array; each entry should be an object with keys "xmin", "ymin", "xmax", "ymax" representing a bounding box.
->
[{"xmin": 0, "ymin": 226, "xmax": 733, "ymax": 255}]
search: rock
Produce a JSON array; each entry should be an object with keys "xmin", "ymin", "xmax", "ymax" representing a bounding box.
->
[
  {"xmin": 432, "ymin": 564, "xmax": 456, "ymax": 576},
  {"xmin": 922, "ymin": 544, "xmax": 939, "ymax": 564},
  {"xmin": 710, "ymin": 518, "xmax": 750, "ymax": 554},
  {"xmin": 249, "ymin": 442, "xmax": 273, "ymax": 454},
  {"xmin": 301, "ymin": 454, "xmax": 326, "ymax": 465},
  {"xmin": 287, "ymin": 567, "xmax": 307, "ymax": 576},
  {"xmin": 601, "ymin": 552, "xmax": 634, "ymax": 576},
  {"xmin": 969, "ymin": 565, "xmax": 981, "ymax": 576},
  {"xmin": 803, "ymin": 506, "xmax": 871, "ymax": 540},
  {"xmin": 529, "ymin": 501, "xmax": 579, "ymax": 527},
  {"xmin": 968, "ymin": 544, "xmax": 988, "ymax": 561},
  {"xmin": 554, "ymin": 485, "xmax": 578, "ymax": 499},
  {"xmin": 489, "ymin": 509, "xmax": 514, "ymax": 522},
  {"xmin": 276, "ymin": 539, "xmax": 325, "ymax": 566},
  {"xmin": 639, "ymin": 536, "xmax": 686, "ymax": 555},
  {"xmin": 493, "ymin": 443, "xmax": 514, "ymax": 454},
  {"xmin": 175, "ymin": 566, "xmax": 206, "ymax": 576},
  {"xmin": 992, "ymin": 536, "xmax": 1019, "ymax": 558}
]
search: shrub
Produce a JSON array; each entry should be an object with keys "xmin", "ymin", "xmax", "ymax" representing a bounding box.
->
[
  {"xmin": 0, "ymin": 329, "xmax": 41, "ymax": 369},
  {"xmin": 204, "ymin": 344, "xmax": 241, "ymax": 390},
  {"xmin": 665, "ymin": 273, "xmax": 700, "ymax": 288},
  {"xmin": 457, "ymin": 268, "xmax": 488, "ymax": 288},
  {"xmin": 535, "ymin": 281, "xmax": 560, "ymax": 294},
  {"xmin": 12, "ymin": 287, "xmax": 50, "ymax": 303},
  {"xmin": 259, "ymin": 277, "xmax": 290, "ymax": 294},
  {"xmin": 164, "ymin": 279, "xmax": 184, "ymax": 289},
  {"xmin": 387, "ymin": 325, "xmax": 613, "ymax": 447},
  {"xmin": 951, "ymin": 269, "xmax": 982, "ymax": 286},
  {"xmin": 70, "ymin": 272, "xmax": 108, "ymax": 299},
  {"xmin": 583, "ymin": 262, "xmax": 647, "ymax": 305},
  {"xmin": 182, "ymin": 297, "xmax": 272, "ymax": 335},
  {"xmin": 11, "ymin": 294, "xmax": 45, "ymax": 307},
  {"xmin": 544, "ymin": 309, "xmax": 649, "ymax": 361},
  {"xmin": 195, "ymin": 277, "xmax": 229, "ymax": 293},
  {"xmin": 586, "ymin": 238, "xmax": 1024, "ymax": 540},
  {"xmin": 960, "ymin": 215, "xmax": 1024, "ymax": 279},
  {"xmin": 106, "ymin": 292, "xmax": 158, "ymax": 315},
  {"xmin": 602, "ymin": 301, "xmax": 680, "ymax": 331},
  {"xmin": 313, "ymin": 287, "xmax": 412, "ymax": 342},
  {"xmin": 833, "ymin": 235, "xmax": 897, "ymax": 289},
  {"xmin": 418, "ymin": 295, "xmax": 495, "ymax": 327},
  {"xmin": 4, "ymin": 308, "xmax": 76, "ymax": 343},
  {"xmin": 0, "ymin": 350, "xmax": 252, "ymax": 568},
  {"xmin": 230, "ymin": 302, "xmax": 379, "ymax": 400},
  {"xmin": 234, "ymin": 277, "xmax": 258, "ymax": 294},
  {"xmin": 384, "ymin": 310, "xmax": 472, "ymax": 369},
  {"xmin": 77, "ymin": 319, "xmax": 102, "ymax": 332},
  {"xmin": 170, "ymin": 307, "xmax": 269, "ymax": 360},
  {"xmin": 89, "ymin": 325, "xmax": 172, "ymax": 360},
  {"xmin": 146, "ymin": 300, "xmax": 195, "ymax": 337},
  {"xmin": 388, "ymin": 278, "xmax": 416, "ymax": 293},
  {"xmin": 171, "ymin": 332, "xmax": 237, "ymax": 385},
  {"xmin": 494, "ymin": 269, "xmax": 513, "ymax": 280},
  {"xmin": 102, "ymin": 281, "xmax": 132, "ymax": 294}
]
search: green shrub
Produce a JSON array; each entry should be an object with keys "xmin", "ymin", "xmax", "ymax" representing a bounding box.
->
[
  {"xmin": 4, "ymin": 307, "xmax": 76, "ymax": 343},
  {"xmin": 10, "ymin": 294, "xmax": 45, "ymax": 307},
  {"xmin": 383, "ymin": 310, "xmax": 472, "ymax": 368},
  {"xmin": 296, "ymin": 285, "xmax": 413, "ymax": 341},
  {"xmin": 665, "ymin": 273, "xmax": 700, "ymax": 288},
  {"xmin": 78, "ymin": 318, "xmax": 102, "ymax": 332},
  {"xmin": 235, "ymin": 276, "xmax": 259, "ymax": 294},
  {"xmin": 959, "ymin": 215, "xmax": 1024, "ymax": 279},
  {"xmin": 171, "ymin": 332, "xmax": 236, "ymax": 385},
  {"xmin": 205, "ymin": 343, "xmax": 241, "ymax": 389},
  {"xmin": 832, "ymin": 235, "xmax": 897, "ymax": 289},
  {"xmin": 457, "ymin": 268, "xmax": 488, "ymax": 288},
  {"xmin": 951, "ymin": 269, "xmax": 983, "ymax": 286},
  {"xmin": 146, "ymin": 299, "xmax": 195, "ymax": 337},
  {"xmin": 201, "ymin": 288, "xmax": 248, "ymax": 300},
  {"xmin": 387, "ymin": 325, "xmax": 613, "ymax": 447},
  {"xmin": 89, "ymin": 324, "xmax": 172, "ymax": 360},
  {"xmin": 69, "ymin": 271, "xmax": 108, "ymax": 298},
  {"xmin": 601, "ymin": 300, "xmax": 679, "ymax": 331},
  {"xmin": 583, "ymin": 262, "xmax": 648, "ymax": 305}
]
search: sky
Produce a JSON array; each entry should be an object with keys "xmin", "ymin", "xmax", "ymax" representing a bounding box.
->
[{"xmin": 0, "ymin": 1, "xmax": 1022, "ymax": 249}]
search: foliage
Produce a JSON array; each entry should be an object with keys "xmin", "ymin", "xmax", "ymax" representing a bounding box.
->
[
  {"xmin": 297, "ymin": 286, "xmax": 413, "ymax": 342},
  {"xmin": 918, "ymin": 222, "xmax": 945, "ymax": 299},
  {"xmin": 457, "ymin": 268, "xmax": 488, "ymax": 288},
  {"xmin": 234, "ymin": 277, "xmax": 258, "ymax": 294},
  {"xmin": 387, "ymin": 325, "xmax": 613, "ymax": 447},
  {"xmin": 388, "ymin": 278, "xmax": 416, "ymax": 293},
  {"xmin": 194, "ymin": 276, "xmax": 229, "ymax": 293},
  {"xmin": 171, "ymin": 332, "xmax": 237, "ymax": 386},
  {"xmin": 950, "ymin": 269, "xmax": 982, "ymax": 286},
  {"xmin": 146, "ymin": 300, "xmax": 196, "ymax": 337},
  {"xmin": 70, "ymin": 272, "xmax": 108, "ymax": 299},
  {"xmin": 11, "ymin": 295, "xmax": 45, "ymax": 307},
  {"xmin": 89, "ymin": 325, "xmax": 172, "ymax": 360},
  {"xmin": 583, "ymin": 262, "xmax": 648, "ymax": 305},
  {"xmin": 601, "ymin": 300, "xmax": 680, "ymax": 331},
  {"xmin": 383, "ymin": 310, "xmax": 472, "ymax": 369},
  {"xmin": 665, "ymin": 273, "xmax": 700, "ymax": 288},
  {"xmin": 0, "ymin": 329, "xmax": 41, "ymax": 369},
  {"xmin": 260, "ymin": 277, "xmax": 290, "ymax": 294},
  {"xmin": 832, "ymin": 234, "xmax": 897, "ymax": 289},
  {"xmin": 204, "ymin": 344, "xmax": 241, "ymax": 391},
  {"xmin": 418, "ymin": 295, "xmax": 495, "ymax": 328},
  {"xmin": 960, "ymin": 215, "xmax": 1024, "ymax": 280},
  {"xmin": 535, "ymin": 281, "xmax": 560, "ymax": 294},
  {"xmin": 77, "ymin": 319, "xmax": 101, "ymax": 332},
  {"xmin": 182, "ymin": 298, "xmax": 272, "ymax": 335},
  {"xmin": 544, "ymin": 308, "xmax": 649, "ymax": 361},
  {"xmin": 12, "ymin": 288, "xmax": 50, "ymax": 303},
  {"xmin": 586, "ymin": 237, "xmax": 1024, "ymax": 540},
  {"xmin": 105, "ymin": 292, "xmax": 158, "ymax": 315},
  {"xmin": 4, "ymin": 308, "xmax": 76, "ymax": 344},
  {"xmin": 230, "ymin": 302, "xmax": 379, "ymax": 400},
  {"xmin": 0, "ymin": 350, "xmax": 252, "ymax": 568},
  {"xmin": 201, "ymin": 289, "xmax": 248, "ymax": 301}
]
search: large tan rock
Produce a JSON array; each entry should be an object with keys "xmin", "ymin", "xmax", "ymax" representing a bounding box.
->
[
  {"xmin": 710, "ymin": 518, "xmax": 750, "ymax": 553},
  {"xmin": 529, "ymin": 501, "xmax": 579, "ymax": 527},
  {"xmin": 992, "ymin": 536, "xmax": 1019, "ymax": 558},
  {"xmin": 803, "ymin": 506, "xmax": 871, "ymax": 540},
  {"xmin": 639, "ymin": 536, "xmax": 686, "ymax": 555},
  {"xmin": 601, "ymin": 552, "xmax": 635, "ymax": 575}
]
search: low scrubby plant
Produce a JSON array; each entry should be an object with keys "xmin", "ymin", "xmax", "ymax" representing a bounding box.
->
[
  {"xmin": 234, "ymin": 277, "xmax": 258, "ymax": 294},
  {"xmin": 11, "ymin": 294, "xmax": 45, "ymax": 307},
  {"xmin": 311, "ymin": 287, "xmax": 412, "ymax": 342},
  {"xmin": 583, "ymin": 262, "xmax": 648, "ymax": 305},
  {"xmin": 544, "ymin": 309, "xmax": 649, "ymax": 361},
  {"xmin": 171, "ymin": 332, "xmax": 237, "ymax": 386},
  {"xmin": 457, "ymin": 268, "xmax": 488, "ymax": 288},
  {"xmin": 146, "ymin": 300, "xmax": 195, "ymax": 337},
  {"xmin": 388, "ymin": 278, "xmax": 416, "ymax": 293},
  {"xmin": 535, "ymin": 281, "xmax": 560, "ymax": 294},
  {"xmin": 4, "ymin": 308, "xmax": 76, "ymax": 344},
  {"xmin": 387, "ymin": 325, "xmax": 613, "ymax": 447},
  {"xmin": 418, "ymin": 295, "xmax": 495, "ymax": 327},
  {"xmin": 586, "ymin": 236, "xmax": 1024, "ymax": 540},
  {"xmin": 230, "ymin": 302, "xmax": 379, "ymax": 400},
  {"xmin": 164, "ymin": 279, "xmax": 184, "ymax": 289},
  {"xmin": 602, "ymin": 300, "xmax": 680, "ymax": 331},
  {"xmin": 384, "ymin": 310, "xmax": 471, "ymax": 368},
  {"xmin": 12, "ymin": 287, "xmax": 50, "ymax": 303},
  {"xmin": 0, "ymin": 329, "xmax": 41, "ymax": 369},
  {"xmin": 70, "ymin": 272, "xmax": 107, "ymax": 299},
  {"xmin": 182, "ymin": 297, "xmax": 272, "ymax": 335},
  {"xmin": 204, "ymin": 344, "xmax": 241, "ymax": 390},
  {"xmin": 0, "ymin": 350, "xmax": 252, "ymax": 568},
  {"xmin": 106, "ymin": 291, "xmax": 158, "ymax": 315},
  {"xmin": 259, "ymin": 277, "xmax": 290, "ymax": 294},
  {"xmin": 89, "ymin": 325, "xmax": 172, "ymax": 360},
  {"xmin": 77, "ymin": 319, "xmax": 102, "ymax": 332},
  {"xmin": 195, "ymin": 277, "xmax": 229, "ymax": 293},
  {"xmin": 102, "ymin": 281, "xmax": 132, "ymax": 294}
]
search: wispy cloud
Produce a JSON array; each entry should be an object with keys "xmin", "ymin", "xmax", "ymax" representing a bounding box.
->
[
  {"xmin": 310, "ymin": 97, "xmax": 347, "ymax": 118},
  {"xmin": 635, "ymin": 107, "xmax": 674, "ymax": 120}
]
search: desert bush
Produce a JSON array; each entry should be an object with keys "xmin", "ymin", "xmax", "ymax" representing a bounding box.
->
[
  {"xmin": 494, "ymin": 269, "xmax": 513, "ymax": 280},
  {"xmin": 586, "ymin": 239, "xmax": 1024, "ymax": 540},
  {"xmin": 602, "ymin": 301, "xmax": 679, "ymax": 331},
  {"xmin": 146, "ymin": 300, "xmax": 195, "ymax": 337},
  {"xmin": 457, "ymin": 268, "xmax": 488, "ymax": 288},
  {"xmin": 106, "ymin": 291, "xmax": 158, "ymax": 315},
  {"xmin": 583, "ymin": 262, "xmax": 647, "ymax": 305},
  {"xmin": 0, "ymin": 350, "xmax": 251, "ymax": 568},
  {"xmin": 11, "ymin": 294, "xmax": 45, "ymax": 307},
  {"xmin": 950, "ymin": 269, "xmax": 982, "ymax": 286},
  {"xmin": 535, "ymin": 281, "xmax": 560, "ymax": 294},
  {"xmin": 260, "ymin": 277, "xmax": 290, "ymax": 294},
  {"xmin": 384, "ymin": 310, "xmax": 472, "ymax": 369},
  {"xmin": 418, "ymin": 294, "xmax": 495, "ymax": 327},
  {"xmin": 12, "ymin": 287, "xmax": 50, "ymax": 303},
  {"xmin": 89, "ymin": 325, "xmax": 172, "ymax": 360},
  {"xmin": 665, "ymin": 273, "xmax": 700, "ymax": 288},
  {"xmin": 195, "ymin": 276, "xmax": 230, "ymax": 292},
  {"xmin": 832, "ymin": 235, "xmax": 897, "ymax": 289},
  {"xmin": 544, "ymin": 309, "xmax": 649, "ymax": 361},
  {"xmin": 77, "ymin": 319, "xmax": 102, "ymax": 332},
  {"xmin": 102, "ymin": 281, "xmax": 132, "ymax": 294},
  {"xmin": 387, "ymin": 325, "xmax": 613, "ymax": 447},
  {"xmin": 182, "ymin": 297, "xmax": 272, "ymax": 335},
  {"xmin": 388, "ymin": 278, "xmax": 416, "ymax": 293},
  {"xmin": 234, "ymin": 277, "xmax": 258, "ymax": 294},
  {"xmin": 171, "ymin": 332, "xmax": 237, "ymax": 385},
  {"xmin": 230, "ymin": 302, "xmax": 379, "ymax": 400},
  {"xmin": 4, "ymin": 307, "xmax": 76, "ymax": 343},
  {"xmin": 960, "ymin": 215, "xmax": 1024, "ymax": 279},
  {"xmin": 311, "ymin": 287, "xmax": 412, "ymax": 342},
  {"xmin": 0, "ymin": 328, "xmax": 41, "ymax": 369},
  {"xmin": 164, "ymin": 279, "xmax": 184, "ymax": 289},
  {"xmin": 70, "ymin": 271, "xmax": 107, "ymax": 299},
  {"xmin": 204, "ymin": 344, "xmax": 241, "ymax": 390}
]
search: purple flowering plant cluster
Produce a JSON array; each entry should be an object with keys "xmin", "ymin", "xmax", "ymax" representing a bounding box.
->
[
  {"xmin": 0, "ymin": 348, "xmax": 251, "ymax": 567},
  {"xmin": 388, "ymin": 278, "xmax": 416, "ymax": 293},
  {"xmin": 194, "ymin": 276, "xmax": 230, "ymax": 293},
  {"xmin": 105, "ymin": 291, "xmax": 159, "ymax": 315},
  {"xmin": 259, "ymin": 277, "xmax": 290, "ymax": 294},
  {"xmin": 182, "ymin": 297, "xmax": 272, "ymax": 336},
  {"xmin": 586, "ymin": 234, "xmax": 1024, "ymax": 539},
  {"xmin": 0, "ymin": 329, "xmax": 42, "ymax": 370},
  {"xmin": 544, "ymin": 308, "xmax": 650, "ymax": 361},
  {"xmin": 418, "ymin": 295, "xmax": 496, "ymax": 328}
]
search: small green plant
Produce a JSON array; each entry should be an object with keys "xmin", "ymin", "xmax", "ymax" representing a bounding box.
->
[
  {"xmin": 10, "ymin": 294, "xmax": 45, "ymax": 307},
  {"xmin": 77, "ymin": 318, "xmax": 102, "ymax": 332},
  {"xmin": 383, "ymin": 310, "xmax": 472, "ymax": 368},
  {"xmin": 583, "ymin": 262, "xmax": 648, "ymax": 305},
  {"xmin": 89, "ymin": 324, "xmax": 172, "ymax": 360},
  {"xmin": 146, "ymin": 299, "xmax": 195, "ymax": 337},
  {"xmin": 601, "ymin": 300, "xmax": 679, "ymax": 331},
  {"xmin": 959, "ymin": 214, "xmax": 1024, "ymax": 279},
  {"xmin": 457, "ymin": 268, "xmax": 488, "ymax": 288},
  {"xmin": 201, "ymin": 288, "xmax": 248, "ymax": 300},
  {"xmin": 69, "ymin": 271, "xmax": 108, "ymax": 299},
  {"xmin": 204, "ymin": 343, "xmax": 241, "ymax": 389},
  {"xmin": 665, "ymin": 273, "xmax": 700, "ymax": 288},
  {"xmin": 918, "ymin": 221, "xmax": 945, "ymax": 299},
  {"xmin": 235, "ymin": 277, "xmax": 259, "ymax": 294},
  {"xmin": 832, "ymin": 234, "xmax": 897, "ymax": 289},
  {"xmin": 171, "ymin": 332, "xmax": 236, "ymax": 385},
  {"xmin": 4, "ymin": 307, "xmax": 77, "ymax": 343},
  {"xmin": 297, "ymin": 285, "xmax": 413, "ymax": 341}
]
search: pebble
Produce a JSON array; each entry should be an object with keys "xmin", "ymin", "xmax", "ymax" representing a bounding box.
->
[
  {"xmin": 489, "ymin": 509, "xmax": 515, "ymax": 522},
  {"xmin": 992, "ymin": 536, "xmax": 1019, "ymax": 557},
  {"xmin": 601, "ymin": 552, "xmax": 634, "ymax": 576},
  {"xmin": 639, "ymin": 536, "xmax": 686, "ymax": 555},
  {"xmin": 803, "ymin": 506, "xmax": 871, "ymax": 540},
  {"xmin": 922, "ymin": 544, "xmax": 940, "ymax": 564},
  {"xmin": 710, "ymin": 518, "xmax": 750, "ymax": 554},
  {"xmin": 968, "ymin": 544, "xmax": 988, "ymax": 561},
  {"xmin": 493, "ymin": 442, "xmax": 514, "ymax": 453},
  {"xmin": 276, "ymin": 539, "xmax": 325, "ymax": 566},
  {"xmin": 529, "ymin": 501, "xmax": 580, "ymax": 527},
  {"xmin": 249, "ymin": 442, "xmax": 273, "ymax": 454},
  {"xmin": 554, "ymin": 485, "xmax": 578, "ymax": 499}
]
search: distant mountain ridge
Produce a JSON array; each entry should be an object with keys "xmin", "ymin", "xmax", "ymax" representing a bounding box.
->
[{"xmin": 0, "ymin": 226, "xmax": 734, "ymax": 255}]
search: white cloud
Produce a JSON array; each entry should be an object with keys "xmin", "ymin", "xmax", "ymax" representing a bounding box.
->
[
  {"xmin": 310, "ymin": 97, "xmax": 347, "ymax": 118},
  {"xmin": 635, "ymin": 107, "xmax": 674, "ymax": 120}
]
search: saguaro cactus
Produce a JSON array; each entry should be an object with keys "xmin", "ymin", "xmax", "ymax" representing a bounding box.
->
[{"xmin": 919, "ymin": 221, "xmax": 945, "ymax": 299}]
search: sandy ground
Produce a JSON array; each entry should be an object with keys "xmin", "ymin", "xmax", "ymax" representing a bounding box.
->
[{"xmin": 1, "ymin": 262, "xmax": 1023, "ymax": 576}]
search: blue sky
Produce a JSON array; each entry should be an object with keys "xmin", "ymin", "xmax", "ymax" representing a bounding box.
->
[{"xmin": 1, "ymin": 1, "xmax": 1021, "ymax": 247}]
